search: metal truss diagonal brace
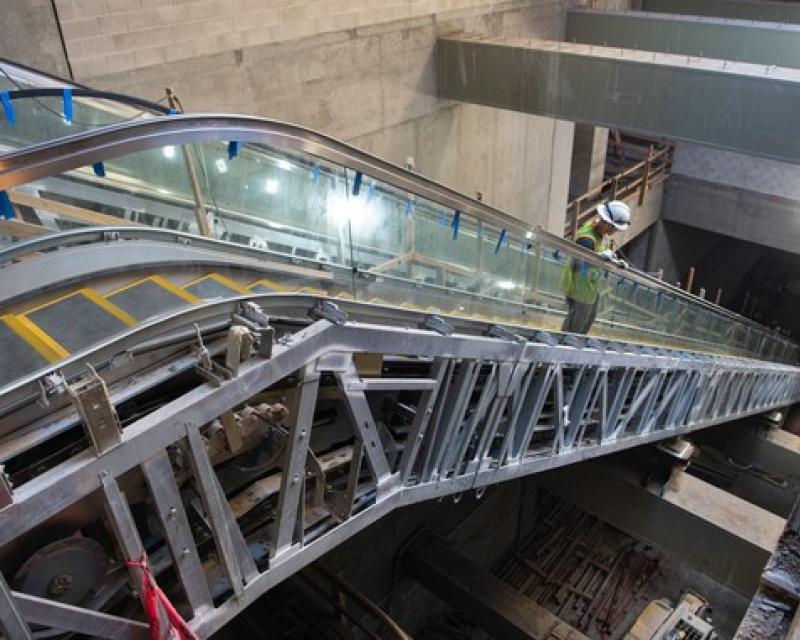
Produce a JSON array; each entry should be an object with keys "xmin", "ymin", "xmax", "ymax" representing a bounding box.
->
[
  {"xmin": 335, "ymin": 358, "xmax": 394, "ymax": 494},
  {"xmin": 272, "ymin": 362, "xmax": 321, "ymax": 559}
]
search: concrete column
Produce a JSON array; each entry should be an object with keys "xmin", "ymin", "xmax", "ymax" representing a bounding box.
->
[
  {"xmin": 569, "ymin": 124, "xmax": 608, "ymax": 198},
  {"xmin": 543, "ymin": 119, "xmax": 575, "ymax": 236}
]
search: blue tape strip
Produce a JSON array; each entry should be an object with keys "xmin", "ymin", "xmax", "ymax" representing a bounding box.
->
[
  {"xmin": 405, "ymin": 198, "xmax": 414, "ymax": 216},
  {"xmin": 92, "ymin": 161, "xmax": 106, "ymax": 177},
  {"xmin": 580, "ymin": 261, "xmax": 588, "ymax": 275},
  {"xmin": 227, "ymin": 141, "xmax": 240, "ymax": 160},
  {"xmin": 168, "ymin": 108, "xmax": 178, "ymax": 115},
  {"xmin": 438, "ymin": 210, "xmax": 447, "ymax": 225},
  {"xmin": 552, "ymin": 249, "xmax": 560, "ymax": 261},
  {"xmin": 1, "ymin": 92, "xmax": 15, "ymax": 126},
  {"xmin": 494, "ymin": 229, "xmax": 507, "ymax": 255},
  {"xmin": 311, "ymin": 163, "xmax": 321, "ymax": 183},
  {"xmin": 0, "ymin": 191, "xmax": 15, "ymax": 219},
  {"xmin": 62, "ymin": 88, "xmax": 73, "ymax": 123},
  {"xmin": 604, "ymin": 269, "xmax": 609, "ymax": 279},
  {"xmin": 451, "ymin": 210, "xmax": 460, "ymax": 240},
  {"xmin": 352, "ymin": 171, "xmax": 363, "ymax": 197}
]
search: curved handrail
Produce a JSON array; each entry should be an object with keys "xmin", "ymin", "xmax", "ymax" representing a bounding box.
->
[
  {"xmin": 0, "ymin": 113, "xmax": 795, "ymax": 359},
  {"xmin": 1, "ymin": 88, "xmax": 170, "ymax": 116}
]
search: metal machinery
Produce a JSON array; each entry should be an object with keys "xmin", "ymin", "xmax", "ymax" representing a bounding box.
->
[
  {"xmin": 625, "ymin": 592, "xmax": 716, "ymax": 640},
  {"xmin": 0, "ymin": 66, "xmax": 797, "ymax": 638}
]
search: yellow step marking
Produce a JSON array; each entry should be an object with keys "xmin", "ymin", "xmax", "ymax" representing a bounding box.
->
[
  {"xmin": 184, "ymin": 273, "xmax": 251, "ymax": 295},
  {"xmin": 107, "ymin": 275, "xmax": 202, "ymax": 305},
  {"xmin": 3, "ymin": 315, "xmax": 69, "ymax": 362},
  {"xmin": 22, "ymin": 288, "xmax": 137, "ymax": 327},
  {"xmin": 249, "ymin": 277, "xmax": 293, "ymax": 293}
]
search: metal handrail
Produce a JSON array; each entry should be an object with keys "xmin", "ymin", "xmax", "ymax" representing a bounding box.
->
[{"xmin": 0, "ymin": 113, "xmax": 794, "ymax": 358}]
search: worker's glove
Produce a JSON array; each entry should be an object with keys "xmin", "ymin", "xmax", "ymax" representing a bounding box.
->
[{"xmin": 598, "ymin": 249, "xmax": 617, "ymax": 262}]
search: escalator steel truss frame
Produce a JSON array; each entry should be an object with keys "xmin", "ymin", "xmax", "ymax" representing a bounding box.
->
[{"xmin": 0, "ymin": 301, "xmax": 798, "ymax": 638}]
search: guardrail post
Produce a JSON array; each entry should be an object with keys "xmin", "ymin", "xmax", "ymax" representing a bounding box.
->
[{"xmin": 638, "ymin": 145, "xmax": 653, "ymax": 206}]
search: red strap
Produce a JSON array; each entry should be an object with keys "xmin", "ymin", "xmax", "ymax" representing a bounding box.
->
[{"xmin": 127, "ymin": 555, "xmax": 199, "ymax": 640}]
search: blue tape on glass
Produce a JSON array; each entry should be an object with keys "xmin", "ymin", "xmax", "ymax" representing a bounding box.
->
[
  {"xmin": 405, "ymin": 198, "xmax": 414, "ymax": 216},
  {"xmin": 367, "ymin": 180, "xmax": 375, "ymax": 202},
  {"xmin": 1, "ymin": 92, "xmax": 15, "ymax": 126},
  {"xmin": 62, "ymin": 88, "xmax": 73, "ymax": 124},
  {"xmin": 168, "ymin": 108, "xmax": 177, "ymax": 115},
  {"xmin": 352, "ymin": 171, "xmax": 363, "ymax": 197},
  {"xmin": 0, "ymin": 191, "xmax": 15, "ymax": 219},
  {"xmin": 552, "ymin": 249, "xmax": 560, "ymax": 261},
  {"xmin": 632, "ymin": 281, "xmax": 638, "ymax": 290},
  {"xmin": 227, "ymin": 141, "xmax": 240, "ymax": 160},
  {"xmin": 92, "ymin": 162, "xmax": 106, "ymax": 177},
  {"xmin": 494, "ymin": 229, "xmax": 507, "ymax": 255},
  {"xmin": 617, "ymin": 276, "xmax": 625, "ymax": 286},
  {"xmin": 580, "ymin": 261, "xmax": 588, "ymax": 275},
  {"xmin": 451, "ymin": 210, "xmax": 460, "ymax": 240},
  {"xmin": 311, "ymin": 163, "xmax": 321, "ymax": 183},
  {"xmin": 604, "ymin": 269, "xmax": 609, "ymax": 279},
  {"xmin": 438, "ymin": 210, "xmax": 447, "ymax": 225}
]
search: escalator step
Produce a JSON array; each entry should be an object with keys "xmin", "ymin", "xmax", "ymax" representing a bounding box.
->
[
  {"xmin": 0, "ymin": 317, "xmax": 51, "ymax": 387},
  {"xmin": 107, "ymin": 276, "xmax": 200, "ymax": 321},
  {"xmin": 184, "ymin": 274, "xmax": 249, "ymax": 300},
  {"xmin": 24, "ymin": 290, "xmax": 135, "ymax": 353}
]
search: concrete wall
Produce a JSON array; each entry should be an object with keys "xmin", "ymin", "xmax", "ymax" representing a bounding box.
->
[
  {"xmin": 81, "ymin": 2, "xmax": 582, "ymax": 231},
  {"xmin": 0, "ymin": 0, "xmax": 71, "ymax": 78},
  {"xmin": 1, "ymin": 1, "xmax": 630, "ymax": 233}
]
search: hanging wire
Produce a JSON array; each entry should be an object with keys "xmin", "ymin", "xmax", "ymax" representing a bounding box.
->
[{"xmin": 0, "ymin": 65, "xmax": 168, "ymax": 127}]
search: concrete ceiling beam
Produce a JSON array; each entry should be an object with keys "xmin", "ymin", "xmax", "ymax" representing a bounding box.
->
[
  {"xmin": 436, "ymin": 35, "xmax": 800, "ymax": 164},
  {"xmin": 642, "ymin": 0, "xmax": 800, "ymax": 24},
  {"xmin": 568, "ymin": 9, "xmax": 800, "ymax": 69}
]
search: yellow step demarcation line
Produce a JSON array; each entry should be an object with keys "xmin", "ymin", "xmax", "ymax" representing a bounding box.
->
[
  {"xmin": 105, "ymin": 275, "xmax": 203, "ymax": 305},
  {"xmin": 21, "ymin": 288, "xmax": 137, "ymax": 328},
  {"xmin": 2, "ymin": 314, "xmax": 70, "ymax": 362},
  {"xmin": 183, "ymin": 273, "xmax": 251, "ymax": 295},
  {"xmin": 248, "ymin": 277, "xmax": 294, "ymax": 293}
]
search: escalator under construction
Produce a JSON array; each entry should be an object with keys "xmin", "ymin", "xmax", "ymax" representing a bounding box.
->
[{"xmin": 0, "ymin": 66, "xmax": 798, "ymax": 638}]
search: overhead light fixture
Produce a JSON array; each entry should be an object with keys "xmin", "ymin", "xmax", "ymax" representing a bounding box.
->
[
  {"xmin": 162, "ymin": 146, "xmax": 176, "ymax": 159},
  {"xmin": 215, "ymin": 158, "xmax": 228, "ymax": 174},
  {"xmin": 264, "ymin": 179, "xmax": 279, "ymax": 194}
]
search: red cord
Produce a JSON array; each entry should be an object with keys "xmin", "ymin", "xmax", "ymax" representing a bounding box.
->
[{"xmin": 127, "ymin": 555, "xmax": 199, "ymax": 640}]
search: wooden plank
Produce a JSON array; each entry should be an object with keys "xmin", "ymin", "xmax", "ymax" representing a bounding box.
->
[
  {"xmin": 0, "ymin": 219, "xmax": 49, "ymax": 239},
  {"xmin": 9, "ymin": 192, "xmax": 141, "ymax": 228}
]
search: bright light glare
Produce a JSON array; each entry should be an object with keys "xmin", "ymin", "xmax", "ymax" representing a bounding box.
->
[
  {"xmin": 328, "ymin": 193, "xmax": 368, "ymax": 228},
  {"xmin": 497, "ymin": 280, "xmax": 516, "ymax": 290},
  {"xmin": 162, "ymin": 146, "xmax": 176, "ymax": 159},
  {"xmin": 215, "ymin": 158, "xmax": 228, "ymax": 174},
  {"xmin": 264, "ymin": 179, "xmax": 279, "ymax": 194},
  {"xmin": 276, "ymin": 159, "xmax": 292, "ymax": 171}
]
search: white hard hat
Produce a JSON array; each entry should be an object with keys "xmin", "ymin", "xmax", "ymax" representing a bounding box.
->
[{"xmin": 597, "ymin": 200, "xmax": 631, "ymax": 230}]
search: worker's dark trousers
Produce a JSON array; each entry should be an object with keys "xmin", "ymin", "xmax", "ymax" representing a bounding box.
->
[{"xmin": 561, "ymin": 297, "xmax": 599, "ymax": 335}]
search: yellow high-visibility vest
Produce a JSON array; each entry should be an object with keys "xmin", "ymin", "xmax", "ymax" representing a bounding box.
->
[{"xmin": 560, "ymin": 221, "xmax": 609, "ymax": 304}]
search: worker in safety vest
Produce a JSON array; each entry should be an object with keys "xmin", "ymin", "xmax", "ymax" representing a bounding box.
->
[{"xmin": 560, "ymin": 200, "xmax": 631, "ymax": 334}]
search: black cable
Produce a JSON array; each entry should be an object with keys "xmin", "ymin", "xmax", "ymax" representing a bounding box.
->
[{"xmin": 0, "ymin": 65, "xmax": 168, "ymax": 127}]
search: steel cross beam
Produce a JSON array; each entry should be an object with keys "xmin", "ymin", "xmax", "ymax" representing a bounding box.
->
[{"xmin": 0, "ymin": 318, "xmax": 797, "ymax": 638}]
